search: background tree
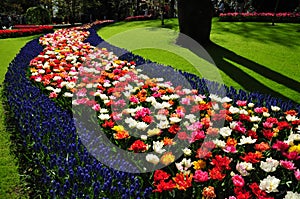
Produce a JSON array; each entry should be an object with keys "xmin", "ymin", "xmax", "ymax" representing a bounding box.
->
[
  {"xmin": 177, "ymin": 0, "xmax": 214, "ymax": 46},
  {"xmin": 81, "ymin": 0, "xmax": 102, "ymax": 22},
  {"xmin": 0, "ymin": 0, "xmax": 24, "ymax": 14},
  {"xmin": 52, "ymin": 0, "xmax": 82, "ymax": 24},
  {"xmin": 25, "ymin": 6, "xmax": 51, "ymax": 24}
]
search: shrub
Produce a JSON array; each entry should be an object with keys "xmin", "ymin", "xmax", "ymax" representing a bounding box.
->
[{"xmin": 25, "ymin": 6, "xmax": 51, "ymax": 25}]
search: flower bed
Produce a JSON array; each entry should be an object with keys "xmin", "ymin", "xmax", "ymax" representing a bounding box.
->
[
  {"xmin": 124, "ymin": 15, "xmax": 154, "ymax": 21},
  {"xmin": 4, "ymin": 20, "xmax": 300, "ymax": 198},
  {"xmin": 0, "ymin": 25, "xmax": 53, "ymax": 38},
  {"xmin": 219, "ymin": 12, "xmax": 300, "ymax": 23},
  {"xmin": 13, "ymin": 25, "xmax": 52, "ymax": 29}
]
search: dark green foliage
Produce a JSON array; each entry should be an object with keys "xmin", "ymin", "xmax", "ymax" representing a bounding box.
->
[{"xmin": 25, "ymin": 6, "xmax": 51, "ymax": 25}]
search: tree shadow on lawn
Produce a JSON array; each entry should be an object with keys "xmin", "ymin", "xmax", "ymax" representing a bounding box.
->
[
  {"xmin": 214, "ymin": 22, "xmax": 300, "ymax": 48},
  {"xmin": 205, "ymin": 42, "xmax": 300, "ymax": 103},
  {"xmin": 202, "ymin": 42, "xmax": 300, "ymax": 103}
]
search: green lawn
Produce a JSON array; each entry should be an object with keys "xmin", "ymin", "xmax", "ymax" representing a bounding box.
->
[
  {"xmin": 97, "ymin": 18, "xmax": 300, "ymax": 104},
  {"xmin": 0, "ymin": 35, "xmax": 39, "ymax": 198}
]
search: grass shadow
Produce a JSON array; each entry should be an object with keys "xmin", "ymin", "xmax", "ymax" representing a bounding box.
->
[
  {"xmin": 213, "ymin": 21, "xmax": 300, "ymax": 48},
  {"xmin": 171, "ymin": 39, "xmax": 299, "ymax": 103},
  {"xmin": 203, "ymin": 42, "xmax": 300, "ymax": 103}
]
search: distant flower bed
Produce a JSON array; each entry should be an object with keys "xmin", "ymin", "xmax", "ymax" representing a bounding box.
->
[
  {"xmin": 0, "ymin": 25, "xmax": 53, "ymax": 38},
  {"xmin": 124, "ymin": 15, "xmax": 154, "ymax": 21},
  {"xmin": 4, "ymin": 19, "xmax": 300, "ymax": 198},
  {"xmin": 13, "ymin": 24, "xmax": 52, "ymax": 29},
  {"xmin": 219, "ymin": 12, "xmax": 300, "ymax": 22}
]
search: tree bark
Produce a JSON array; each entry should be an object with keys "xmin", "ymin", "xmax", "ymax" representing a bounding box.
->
[{"xmin": 177, "ymin": 0, "xmax": 213, "ymax": 46}]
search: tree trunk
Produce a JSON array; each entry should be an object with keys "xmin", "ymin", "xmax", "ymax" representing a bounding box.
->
[
  {"xmin": 177, "ymin": 0, "xmax": 213, "ymax": 46},
  {"xmin": 169, "ymin": 0, "xmax": 175, "ymax": 18}
]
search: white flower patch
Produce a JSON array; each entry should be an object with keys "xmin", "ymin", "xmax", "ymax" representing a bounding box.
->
[
  {"xmin": 63, "ymin": 92, "xmax": 73, "ymax": 98},
  {"xmin": 229, "ymin": 106, "xmax": 240, "ymax": 114},
  {"xmin": 69, "ymin": 71, "xmax": 78, "ymax": 76},
  {"xmin": 250, "ymin": 116, "xmax": 261, "ymax": 122},
  {"xmin": 182, "ymin": 89, "xmax": 192, "ymax": 94},
  {"xmin": 284, "ymin": 191, "xmax": 300, "ymax": 199},
  {"xmin": 259, "ymin": 175, "xmax": 280, "ymax": 193},
  {"xmin": 123, "ymin": 91, "xmax": 131, "ymax": 98},
  {"xmin": 212, "ymin": 103, "xmax": 220, "ymax": 110},
  {"xmin": 182, "ymin": 147, "xmax": 192, "ymax": 156},
  {"xmin": 286, "ymin": 114, "xmax": 298, "ymax": 122},
  {"xmin": 247, "ymin": 102, "xmax": 255, "ymax": 108},
  {"xmin": 54, "ymin": 88, "xmax": 61, "ymax": 93},
  {"xmin": 153, "ymin": 141, "xmax": 166, "ymax": 154},
  {"xmin": 155, "ymin": 78, "xmax": 164, "ymax": 82},
  {"xmin": 32, "ymin": 72, "xmax": 38, "ymax": 76},
  {"xmin": 136, "ymin": 82, "xmax": 145, "ymax": 88},
  {"xmin": 221, "ymin": 96, "xmax": 232, "ymax": 103},
  {"xmin": 271, "ymin": 105, "xmax": 281, "ymax": 112},
  {"xmin": 239, "ymin": 109, "xmax": 249, "ymax": 115},
  {"xmin": 157, "ymin": 83, "xmax": 171, "ymax": 88},
  {"xmin": 175, "ymin": 158, "xmax": 192, "ymax": 173},
  {"xmin": 46, "ymin": 86, "xmax": 54, "ymax": 91},
  {"xmin": 213, "ymin": 139, "xmax": 226, "ymax": 148},
  {"xmin": 263, "ymin": 112, "xmax": 270, "ymax": 117},
  {"xmin": 137, "ymin": 74, "xmax": 149, "ymax": 80},
  {"xmin": 125, "ymin": 117, "xmax": 138, "ymax": 128},
  {"xmin": 169, "ymin": 117, "xmax": 182, "ymax": 124},
  {"xmin": 146, "ymin": 154, "xmax": 159, "ymax": 165},
  {"xmin": 66, "ymin": 82, "xmax": 76, "ymax": 89},
  {"xmin": 38, "ymin": 69, "xmax": 45, "ymax": 74},
  {"xmin": 98, "ymin": 114, "xmax": 110, "ymax": 120},
  {"xmin": 285, "ymin": 132, "xmax": 300, "ymax": 145},
  {"xmin": 60, "ymin": 81, "xmax": 68, "ymax": 87},
  {"xmin": 146, "ymin": 96, "xmax": 156, "ymax": 103},
  {"xmin": 157, "ymin": 120, "xmax": 170, "ymax": 129},
  {"xmin": 238, "ymin": 136, "xmax": 257, "ymax": 145},
  {"xmin": 185, "ymin": 114, "xmax": 197, "ymax": 123},
  {"xmin": 99, "ymin": 93, "xmax": 108, "ymax": 100},
  {"xmin": 136, "ymin": 122, "xmax": 149, "ymax": 131},
  {"xmin": 141, "ymin": 135, "xmax": 148, "ymax": 140},
  {"xmin": 183, "ymin": 121, "xmax": 190, "ymax": 128},
  {"xmin": 161, "ymin": 95, "xmax": 170, "ymax": 101},
  {"xmin": 297, "ymin": 125, "xmax": 300, "ymax": 132},
  {"xmin": 161, "ymin": 102, "xmax": 172, "ymax": 109},
  {"xmin": 100, "ymin": 108, "xmax": 109, "ymax": 113},
  {"xmin": 147, "ymin": 128, "xmax": 161, "ymax": 137},
  {"xmin": 260, "ymin": 158, "xmax": 279, "ymax": 173},
  {"xmin": 236, "ymin": 162, "xmax": 254, "ymax": 176},
  {"xmin": 43, "ymin": 61, "xmax": 50, "ymax": 69},
  {"xmin": 194, "ymin": 95, "xmax": 205, "ymax": 103},
  {"xmin": 103, "ymin": 82, "xmax": 111, "ymax": 87},
  {"xmin": 124, "ymin": 84, "xmax": 134, "ymax": 91},
  {"xmin": 209, "ymin": 94, "xmax": 222, "ymax": 102},
  {"xmin": 230, "ymin": 121, "xmax": 238, "ymax": 129},
  {"xmin": 219, "ymin": 126, "xmax": 232, "ymax": 137},
  {"xmin": 169, "ymin": 94, "xmax": 180, "ymax": 99}
]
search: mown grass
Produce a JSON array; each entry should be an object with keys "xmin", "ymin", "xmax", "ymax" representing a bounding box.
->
[
  {"xmin": 97, "ymin": 18, "xmax": 300, "ymax": 104},
  {"xmin": 0, "ymin": 35, "xmax": 39, "ymax": 198}
]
